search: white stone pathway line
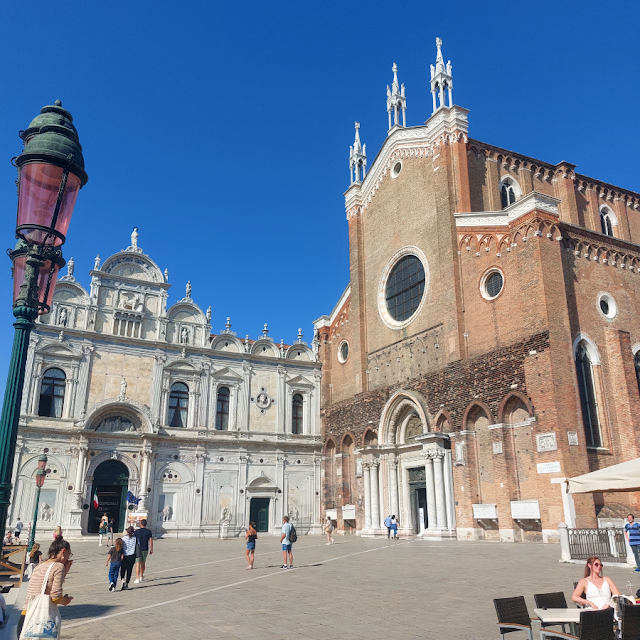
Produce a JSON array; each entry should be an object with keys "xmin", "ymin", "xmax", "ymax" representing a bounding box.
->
[
  {"xmin": 64, "ymin": 541, "xmax": 408, "ymax": 629},
  {"xmin": 66, "ymin": 540, "xmax": 341, "ymax": 589}
]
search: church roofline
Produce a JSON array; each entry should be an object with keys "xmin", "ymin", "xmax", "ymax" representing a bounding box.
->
[{"xmin": 313, "ymin": 284, "xmax": 351, "ymax": 330}]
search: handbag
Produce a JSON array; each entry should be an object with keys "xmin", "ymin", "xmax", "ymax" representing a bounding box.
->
[{"xmin": 20, "ymin": 563, "xmax": 62, "ymax": 639}]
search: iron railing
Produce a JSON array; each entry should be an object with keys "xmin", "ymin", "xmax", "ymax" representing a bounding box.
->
[{"xmin": 568, "ymin": 527, "xmax": 627, "ymax": 561}]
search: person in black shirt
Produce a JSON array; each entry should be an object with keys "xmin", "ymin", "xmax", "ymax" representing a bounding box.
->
[
  {"xmin": 107, "ymin": 519, "xmax": 115, "ymax": 547},
  {"xmin": 133, "ymin": 519, "xmax": 153, "ymax": 583}
]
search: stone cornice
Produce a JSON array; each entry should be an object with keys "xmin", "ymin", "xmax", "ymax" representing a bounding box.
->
[{"xmin": 454, "ymin": 191, "xmax": 560, "ymax": 228}]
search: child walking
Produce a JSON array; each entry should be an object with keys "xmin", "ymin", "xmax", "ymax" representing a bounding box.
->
[{"xmin": 106, "ymin": 537, "xmax": 124, "ymax": 591}]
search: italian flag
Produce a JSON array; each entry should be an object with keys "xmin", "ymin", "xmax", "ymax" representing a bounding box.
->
[{"xmin": 93, "ymin": 491, "xmax": 99, "ymax": 509}]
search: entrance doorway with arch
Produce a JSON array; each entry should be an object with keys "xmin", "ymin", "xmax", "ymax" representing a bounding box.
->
[{"xmin": 88, "ymin": 460, "xmax": 129, "ymax": 534}]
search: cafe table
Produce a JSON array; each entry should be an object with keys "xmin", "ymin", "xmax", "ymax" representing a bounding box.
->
[{"xmin": 534, "ymin": 608, "xmax": 581, "ymax": 636}]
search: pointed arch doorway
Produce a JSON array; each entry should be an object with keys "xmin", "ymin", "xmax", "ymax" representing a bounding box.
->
[{"xmin": 88, "ymin": 460, "xmax": 129, "ymax": 534}]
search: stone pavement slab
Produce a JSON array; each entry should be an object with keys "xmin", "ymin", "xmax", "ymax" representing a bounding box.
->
[{"xmin": 22, "ymin": 535, "xmax": 636, "ymax": 640}]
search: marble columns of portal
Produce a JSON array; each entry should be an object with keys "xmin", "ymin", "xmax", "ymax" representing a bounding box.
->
[{"xmin": 422, "ymin": 449, "xmax": 449, "ymax": 530}]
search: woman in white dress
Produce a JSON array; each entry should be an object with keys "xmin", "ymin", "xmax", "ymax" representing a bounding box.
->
[{"xmin": 572, "ymin": 556, "xmax": 620, "ymax": 610}]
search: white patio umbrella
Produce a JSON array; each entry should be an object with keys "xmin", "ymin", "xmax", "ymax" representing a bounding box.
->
[{"xmin": 567, "ymin": 457, "xmax": 640, "ymax": 494}]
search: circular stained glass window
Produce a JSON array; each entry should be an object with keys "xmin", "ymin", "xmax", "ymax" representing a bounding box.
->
[
  {"xmin": 484, "ymin": 271, "xmax": 504, "ymax": 299},
  {"xmin": 385, "ymin": 255, "xmax": 426, "ymax": 321},
  {"xmin": 338, "ymin": 341, "xmax": 349, "ymax": 363}
]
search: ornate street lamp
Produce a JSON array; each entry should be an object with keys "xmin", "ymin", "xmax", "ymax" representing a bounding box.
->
[
  {"xmin": 0, "ymin": 101, "xmax": 87, "ymax": 543},
  {"xmin": 27, "ymin": 454, "xmax": 47, "ymax": 552}
]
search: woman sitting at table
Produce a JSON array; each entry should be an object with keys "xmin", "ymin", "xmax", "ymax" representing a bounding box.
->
[{"xmin": 572, "ymin": 556, "xmax": 620, "ymax": 609}]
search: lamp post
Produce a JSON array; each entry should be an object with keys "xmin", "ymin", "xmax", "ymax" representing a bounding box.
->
[
  {"xmin": 27, "ymin": 454, "xmax": 47, "ymax": 552},
  {"xmin": 0, "ymin": 101, "xmax": 87, "ymax": 544}
]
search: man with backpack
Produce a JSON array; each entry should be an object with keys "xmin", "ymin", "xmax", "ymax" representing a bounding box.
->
[{"xmin": 280, "ymin": 515, "xmax": 296, "ymax": 569}]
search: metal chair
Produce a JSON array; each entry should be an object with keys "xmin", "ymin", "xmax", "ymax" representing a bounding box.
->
[
  {"xmin": 494, "ymin": 596, "xmax": 534, "ymax": 640},
  {"xmin": 540, "ymin": 608, "xmax": 615, "ymax": 640},
  {"xmin": 574, "ymin": 582, "xmax": 586, "ymax": 609},
  {"xmin": 535, "ymin": 592, "xmax": 570, "ymax": 633},
  {"xmin": 620, "ymin": 603, "xmax": 640, "ymax": 640}
]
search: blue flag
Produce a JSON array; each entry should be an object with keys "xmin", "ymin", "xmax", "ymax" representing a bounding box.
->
[{"xmin": 127, "ymin": 491, "xmax": 140, "ymax": 505}]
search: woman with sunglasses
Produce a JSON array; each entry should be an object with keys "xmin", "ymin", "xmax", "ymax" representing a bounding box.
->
[{"xmin": 572, "ymin": 556, "xmax": 620, "ymax": 609}]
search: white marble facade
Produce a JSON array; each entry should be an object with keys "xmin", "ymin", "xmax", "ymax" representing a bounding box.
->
[{"xmin": 9, "ymin": 231, "xmax": 322, "ymax": 538}]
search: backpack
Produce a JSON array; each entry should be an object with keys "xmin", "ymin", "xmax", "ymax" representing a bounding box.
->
[{"xmin": 289, "ymin": 524, "xmax": 297, "ymax": 543}]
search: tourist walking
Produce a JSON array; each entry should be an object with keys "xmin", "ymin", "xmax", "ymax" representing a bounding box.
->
[
  {"xmin": 14, "ymin": 517, "xmax": 24, "ymax": 543},
  {"xmin": 106, "ymin": 518, "xmax": 115, "ymax": 546},
  {"xmin": 98, "ymin": 515, "xmax": 108, "ymax": 546},
  {"xmin": 25, "ymin": 543, "xmax": 42, "ymax": 579},
  {"xmin": 120, "ymin": 527, "xmax": 137, "ymax": 590},
  {"xmin": 280, "ymin": 515, "xmax": 295, "ymax": 569},
  {"xmin": 324, "ymin": 516, "xmax": 334, "ymax": 545},
  {"xmin": 134, "ymin": 519, "xmax": 153, "ymax": 583},
  {"xmin": 17, "ymin": 537, "xmax": 74, "ymax": 639},
  {"xmin": 625, "ymin": 514, "xmax": 640, "ymax": 572},
  {"xmin": 245, "ymin": 521, "xmax": 257, "ymax": 569},
  {"xmin": 572, "ymin": 556, "xmax": 620, "ymax": 609},
  {"xmin": 390, "ymin": 515, "xmax": 399, "ymax": 539},
  {"xmin": 384, "ymin": 515, "xmax": 392, "ymax": 538},
  {"xmin": 106, "ymin": 538, "xmax": 124, "ymax": 591}
]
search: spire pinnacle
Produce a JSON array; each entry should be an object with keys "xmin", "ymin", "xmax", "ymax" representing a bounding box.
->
[
  {"xmin": 430, "ymin": 37, "xmax": 453, "ymax": 114},
  {"xmin": 349, "ymin": 121, "xmax": 367, "ymax": 185},
  {"xmin": 386, "ymin": 62, "xmax": 406, "ymax": 133}
]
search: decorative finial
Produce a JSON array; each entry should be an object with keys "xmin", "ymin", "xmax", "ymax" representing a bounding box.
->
[
  {"xmin": 430, "ymin": 37, "xmax": 453, "ymax": 113},
  {"xmin": 263, "ymin": 323, "xmax": 269, "ymax": 337},
  {"xmin": 245, "ymin": 335, "xmax": 250, "ymax": 352},
  {"xmin": 131, "ymin": 227, "xmax": 139, "ymax": 249},
  {"xmin": 54, "ymin": 99, "xmax": 62, "ymax": 107},
  {"xmin": 298, "ymin": 328, "xmax": 303, "ymax": 341},
  {"xmin": 164, "ymin": 268, "xmax": 169, "ymax": 282},
  {"xmin": 185, "ymin": 281, "xmax": 192, "ymax": 299},
  {"xmin": 94, "ymin": 255, "xmax": 101, "ymax": 270},
  {"xmin": 386, "ymin": 62, "xmax": 407, "ymax": 131},
  {"xmin": 280, "ymin": 339, "xmax": 285, "ymax": 355},
  {"xmin": 350, "ymin": 122, "xmax": 367, "ymax": 184},
  {"xmin": 206, "ymin": 307, "xmax": 212, "ymax": 322},
  {"xmin": 392, "ymin": 62, "xmax": 398, "ymax": 74},
  {"xmin": 67, "ymin": 257, "xmax": 75, "ymax": 277},
  {"xmin": 226, "ymin": 317, "xmax": 232, "ymax": 330}
]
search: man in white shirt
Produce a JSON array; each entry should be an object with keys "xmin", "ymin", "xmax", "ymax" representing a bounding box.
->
[
  {"xmin": 280, "ymin": 516, "xmax": 293, "ymax": 569},
  {"xmin": 14, "ymin": 518, "xmax": 23, "ymax": 544}
]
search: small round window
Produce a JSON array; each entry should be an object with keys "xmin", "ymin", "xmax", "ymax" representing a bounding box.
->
[
  {"xmin": 481, "ymin": 269, "xmax": 504, "ymax": 300},
  {"xmin": 338, "ymin": 341, "xmax": 349, "ymax": 363},
  {"xmin": 391, "ymin": 161, "xmax": 402, "ymax": 178},
  {"xmin": 385, "ymin": 255, "xmax": 426, "ymax": 321},
  {"xmin": 597, "ymin": 293, "xmax": 617, "ymax": 320}
]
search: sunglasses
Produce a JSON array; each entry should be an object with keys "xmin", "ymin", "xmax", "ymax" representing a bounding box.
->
[{"xmin": 593, "ymin": 562, "xmax": 602, "ymax": 567}]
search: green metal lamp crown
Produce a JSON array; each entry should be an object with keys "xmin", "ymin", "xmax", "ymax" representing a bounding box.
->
[{"xmin": 15, "ymin": 100, "xmax": 88, "ymax": 187}]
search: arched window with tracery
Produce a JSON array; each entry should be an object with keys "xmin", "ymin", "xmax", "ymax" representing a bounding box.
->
[
  {"xmin": 342, "ymin": 435, "xmax": 355, "ymax": 505},
  {"xmin": 600, "ymin": 207, "xmax": 616, "ymax": 237},
  {"xmin": 292, "ymin": 394, "xmax": 304, "ymax": 434},
  {"xmin": 38, "ymin": 368, "xmax": 66, "ymax": 418},
  {"xmin": 575, "ymin": 341, "xmax": 601, "ymax": 447},
  {"xmin": 500, "ymin": 176, "xmax": 519, "ymax": 209},
  {"xmin": 215, "ymin": 386, "xmax": 230, "ymax": 430},
  {"xmin": 325, "ymin": 440, "xmax": 336, "ymax": 508},
  {"xmin": 168, "ymin": 382, "xmax": 189, "ymax": 428}
]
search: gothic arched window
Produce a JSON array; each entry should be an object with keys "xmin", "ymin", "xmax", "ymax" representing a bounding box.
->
[
  {"xmin": 215, "ymin": 386, "xmax": 230, "ymax": 430},
  {"xmin": 168, "ymin": 382, "xmax": 189, "ymax": 428},
  {"xmin": 38, "ymin": 368, "xmax": 66, "ymax": 418},
  {"xmin": 500, "ymin": 177, "xmax": 518, "ymax": 209},
  {"xmin": 634, "ymin": 351, "xmax": 640, "ymax": 399},
  {"xmin": 600, "ymin": 208, "xmax": 615, "ymax": 237},
  {"xmin": 575, "ymin": 341, "xmax": 601, "ymax": 448},
  {"xmin": 292, "ymin": 394, "xmax": 304, "ymax": 434}
]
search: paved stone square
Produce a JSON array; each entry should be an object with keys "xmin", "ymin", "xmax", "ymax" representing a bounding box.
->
[{"xmin": 41, "ymin": 536, "xmax": 635, "ymax": 640}]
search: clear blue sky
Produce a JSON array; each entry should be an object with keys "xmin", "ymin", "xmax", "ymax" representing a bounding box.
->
[{"xmin": 0, "ymin": 1, "xmax": 638, "ymax": 385}]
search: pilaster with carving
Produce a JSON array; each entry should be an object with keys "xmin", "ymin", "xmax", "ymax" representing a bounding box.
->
[
  {"xmin": 150, "ymin": 351, "xmax": 167, "ymax": 424},
  {"xmin": 20, "ymin": 336, "xmax": 40, "ymax": 415}
]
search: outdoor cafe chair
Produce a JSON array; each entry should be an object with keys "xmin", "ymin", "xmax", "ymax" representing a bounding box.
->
[
  {"xmin": 535, "ymin": 592, "xmax": 570, "ymax": 633},
  {"xmin": 620, "ymin": 603, "xmax": 640, "ymax": 640},
  {"xmin": 494, "ymin": 596, "xmax": 535, "ymax": 640},
  {"xmin": 539, "ymin": 608, "xmax": 615, "ymax": 640}
]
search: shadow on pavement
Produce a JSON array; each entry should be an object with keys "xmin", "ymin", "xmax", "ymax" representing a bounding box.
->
[{"xmin": 60, "ymin": 604, "xmax": 118, "ymax": 620}]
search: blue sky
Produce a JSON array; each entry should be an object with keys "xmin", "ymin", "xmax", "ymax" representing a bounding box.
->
[{"xmin": 0, "ymin": 1, "xmax": 638, "ymax": 384}]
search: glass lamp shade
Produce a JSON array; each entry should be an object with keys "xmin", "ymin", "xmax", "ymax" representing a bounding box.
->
[
  {"xmin": 12, "ymin": 253, "xmax": 61, "ymax": 313},
  {"xmin": 35, "ymin": 469, "xmax": 46, "ymax": 488},
  {"xmin": 17, "ymin": 162, "xmax": 81, "ymax": 246},
  {"xmin": 37, "ymin": 454, "xmax": 48, "ymax": 470}
]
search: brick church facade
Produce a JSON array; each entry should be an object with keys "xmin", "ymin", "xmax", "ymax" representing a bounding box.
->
[{"xmin": 314, "ymin": 39, "xmax": 640, "ymax": 542}]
